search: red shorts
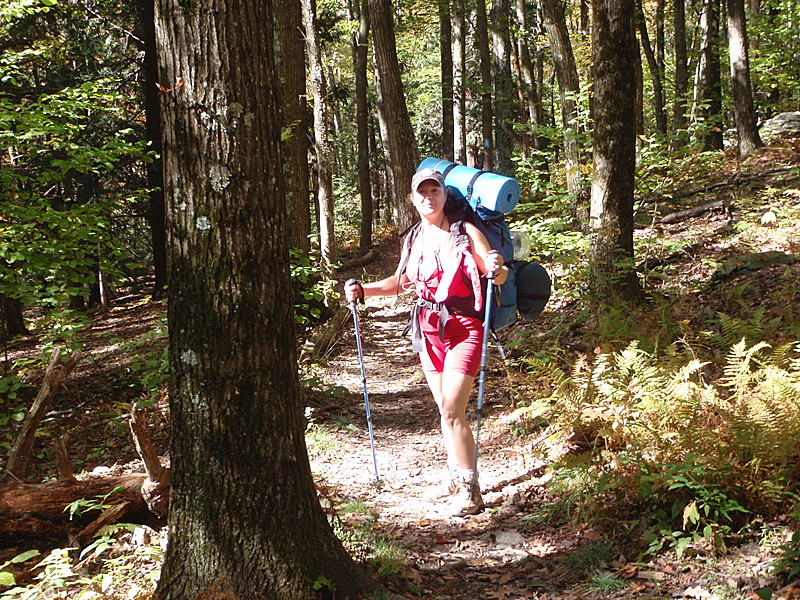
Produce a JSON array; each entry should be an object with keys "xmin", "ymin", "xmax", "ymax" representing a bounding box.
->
[{"xmin": 417, "ymin": 308, "xmax": 483, "ymax": 377}]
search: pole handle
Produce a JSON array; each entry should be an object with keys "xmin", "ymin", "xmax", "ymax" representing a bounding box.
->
[{"xmin": 345, "ymin": 278, "xmax": 365, "ymax": 304}]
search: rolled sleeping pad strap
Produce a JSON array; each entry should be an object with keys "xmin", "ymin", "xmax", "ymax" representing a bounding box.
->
[{"xmin": 418, "ymin": 157, "xmax": 520, "ymax": 215}]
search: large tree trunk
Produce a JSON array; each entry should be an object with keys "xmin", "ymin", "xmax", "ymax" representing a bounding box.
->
[
  {"xmin": 154, "ymin": 0, "xmax": 379, "ymax": 597},
  {"xmin": 275, "ymin": 0, "xmax": 312, "ymax": 255},
  {"xmin": 369, "ymin": 0, "xmax": 418, "ymax": 231},
  {"xmin": 541, "ymin": 0, "xmax": 589, "ymax": 218},
  {"xmin": 303, "ymin": 0, "xmax": 337, "ymax": 273},
  {"xmin": 439, "ymin": 0, "xmax": 455, "ymax": 162},
  {"xmin": 726, "ymin": 0, "xmax": 763, "ymax": 157},
  {"xmin": 475, "ymin": 0, "xmax": 495, "ymax": 170},
  {"xmin": 590, "ymin": 0, "xmax": 643, "ymax": 305},
  {"xmin": 352, "ymin": 0, "xmax": 373, "ymax": 253}
]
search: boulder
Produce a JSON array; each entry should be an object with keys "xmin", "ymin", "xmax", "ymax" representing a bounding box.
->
[{"xmin": 759, "ymin": 111, "xmax": 800, "ymax": 141}]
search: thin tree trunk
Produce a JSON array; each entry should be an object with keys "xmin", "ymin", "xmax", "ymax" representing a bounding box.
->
[
  {"xmin": 693, "ymin": 0, "xmax": 724, "ymax": 150},
  {"xmin": 516, "ymin": 0, "xmax": 550, "ymax": 171},
  {"xmin": 302, "ymin": 0, "xmax": 337, "ymax": 272},
  {"xmin": 440, "ymin": 0, "xmax": 455, "ymax": 162},
  {"xmin": 492, "ymin": 0, "xmax": 516, "ymax": 176},
  {"xmin": 541, "ymin": 0, "xmax": 589, "ymax": 218},
  {"xmin": 452, "ymin": 0, "xmax": 468, "ymax": 164},
  {"xmin": 275, "ymin": 0, "xmax": 312, "ymax": 254},
  {"xmin": 656, "ymin": 0, "xmax": 666, "ymax": 71},
  {"xmin": 369, "ymin": 0, "xmax": 419, "ymax": 231},
  {"xmin": 726, "ymin": 0, "xmax": 763, "ymax": 157},
  {"xmin": 510, "ymin": 26, "xmax": 531, "ymax": 160},
  {"xmin": 672, "ymin": 0, "xmax": 689, "ymax": 147},
  {"xmin": 475, "ymin": 0, "xmax": 494, "ymax": 170},
  {"xmin": 352, "ymin": 0, "xmax": 373, "ymax": 252},
  {"xmin": 636, "ymin": 0, "xmax": 668, "ymax": 134},
  {"xmin": 137, "ymin": 0, "xmax": 167, "ymax": 297}
]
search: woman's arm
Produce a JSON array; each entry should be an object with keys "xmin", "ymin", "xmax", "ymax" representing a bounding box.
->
[
  {"xmin": 344, "ymin": 273, "xmax": 409, "ymax": 303},
  {"xmin": 464, "ymin": 222, "xmax": 509, "ymax": 285}
]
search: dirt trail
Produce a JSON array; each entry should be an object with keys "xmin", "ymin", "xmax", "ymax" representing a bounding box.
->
[{"xmin": 309, "ymin": 294, "xmax": 578, "ymax": 599}]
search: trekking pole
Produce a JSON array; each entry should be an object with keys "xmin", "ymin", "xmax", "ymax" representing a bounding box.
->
[
  {"xmin": 472, "ymin": 275, "xmax": 495, "ymax": 496},
  {"xmin": 345, "ymin": 279, "xmax": 380, "ymax": 484}
]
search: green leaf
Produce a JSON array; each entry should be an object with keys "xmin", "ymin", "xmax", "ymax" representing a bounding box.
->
[
  {"xmin": 0, "ymin": 571, "xmax": 15, "ymax": 586},
  {"xmin": 11, "ymin": 549, "xmax": 39, "ymax": 563}
]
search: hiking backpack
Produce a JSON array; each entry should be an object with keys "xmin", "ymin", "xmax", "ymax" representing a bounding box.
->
[{"xmin": 402, "ymin": 159, "xmax": 552, "ymax": 331}]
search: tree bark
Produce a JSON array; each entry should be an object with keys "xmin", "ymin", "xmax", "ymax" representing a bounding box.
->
[
  {"xmin": 275, "ymin": 0, "xmax": 312, "ymax": 255},
  {"xmin": 302, "ymin": 0, "xmax": 337, "ymax": 272},
  {"xmin": 726, "ymin": 0, "xmax": 763, "ymax": 157},
  {"xmin": 590, "ymin": 0, "xmax": 643, "ymax": 305},
  {"xmin": 154, "ymin": 0, "xmax": 380, "ymax": 597},
  {"xmin": 369, "ymin": 0, "xmax": 419, "ymax": 231}
]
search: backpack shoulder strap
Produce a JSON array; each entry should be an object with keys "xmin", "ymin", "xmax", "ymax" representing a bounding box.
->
[
  {"xmin": 395, "ymin": 221, "xmax": 422, "ymax": 280},
  {"xmin": 450, "ymin": 218, "xmax": 470, "ymax": 251}
]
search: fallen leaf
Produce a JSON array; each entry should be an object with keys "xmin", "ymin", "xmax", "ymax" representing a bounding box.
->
[
  {"xmin": 583, "ymin": 527, "xmax": 604, "ymax": 540},
  {"xmin": 619, "ymin": 563, "xmax": 639, "ymax": 579}
]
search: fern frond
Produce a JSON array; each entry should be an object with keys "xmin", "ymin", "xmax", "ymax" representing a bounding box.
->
[
  {"xmin": 716, "ymin": 309, "xmax": 766, "ymax": 346},
  {"xmin": 720, "ymin": 339, "xmax": 772, "ymax": 395}
]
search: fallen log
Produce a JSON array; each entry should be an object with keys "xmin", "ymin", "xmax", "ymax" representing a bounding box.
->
[
  {"xmin": 335, "ymin": 250, "xmax": 378, "ymax": 272},
  {"xmin": 299, "ymin": 305, "xmax": 351, "ymax": 364},
  {"xmin": 0, "ymin": 405, "xmax": 169, "ymax": 542},
  {"xmin": 0, "ymin": 474, "xmax": 153, "ymax": 543},
  {"xmin": 659, "ymin": 200, "xmax": 725, "ymax": 224}
]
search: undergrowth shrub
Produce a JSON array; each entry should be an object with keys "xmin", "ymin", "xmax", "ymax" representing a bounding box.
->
[{"xmin": 513, "ymin": 338, "xmax": 800, "ymax": 556}]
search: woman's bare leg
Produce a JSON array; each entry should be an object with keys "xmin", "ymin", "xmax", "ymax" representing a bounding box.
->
[{"xmin": 423, "ymin": 370, "xmax": 476, "ymax": 470}]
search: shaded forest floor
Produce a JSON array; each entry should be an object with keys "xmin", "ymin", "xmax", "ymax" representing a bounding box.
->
[{"xmin": 2, "ymin": 138, "xmax": 800, "ymax": 598}]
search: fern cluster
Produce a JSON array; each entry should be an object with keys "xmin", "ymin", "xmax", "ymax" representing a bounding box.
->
[{"xmin": 515, "ymin": 337, "xmax": 800, "ymax": 554}]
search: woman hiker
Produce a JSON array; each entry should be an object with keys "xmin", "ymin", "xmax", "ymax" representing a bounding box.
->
[{"xmin": 344, "ymin": 168, "xmax": 508, "ymax": 516}]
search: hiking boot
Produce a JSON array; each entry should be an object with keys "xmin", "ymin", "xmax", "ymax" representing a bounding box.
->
[
  {"xmin": 450, "ymin": 478, "xmax": 484, "ymax": 516},
  {"xmin": 423, "ymin": 470, "xmax": 459, "ymax": 500}
]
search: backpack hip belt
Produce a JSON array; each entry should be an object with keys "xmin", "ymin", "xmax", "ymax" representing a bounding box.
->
[{"xmin": 405, "ymin": 298, "xmax": 480, "ymax": 353}]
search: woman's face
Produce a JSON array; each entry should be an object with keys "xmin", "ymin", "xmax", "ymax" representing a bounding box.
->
[{"xmin": 412, "ymin": 181, "xmax": 445, "ymax": 217}]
